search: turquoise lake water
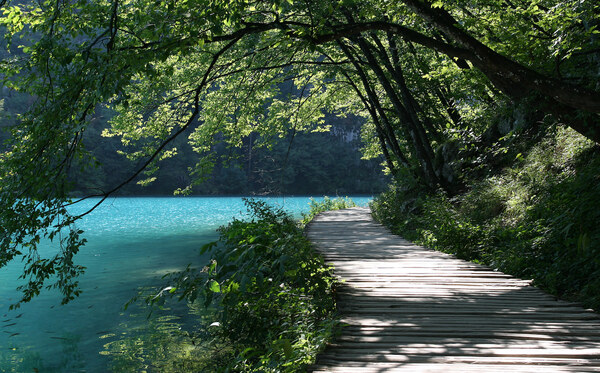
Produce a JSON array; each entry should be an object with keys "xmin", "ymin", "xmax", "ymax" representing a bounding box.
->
[{"xmin": 0, "ymin": 196, "xmax": 371, "ymax": 372}]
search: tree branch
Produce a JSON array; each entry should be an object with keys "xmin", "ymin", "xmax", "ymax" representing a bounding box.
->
[{"xmin": 73, "ymin": 36, "xmax": 244, "ymax": 219}]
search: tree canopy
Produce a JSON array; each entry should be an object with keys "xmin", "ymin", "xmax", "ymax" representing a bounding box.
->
[{"xmin": 1, "ymin": 0, "xmax": 598, "ymax": 306}]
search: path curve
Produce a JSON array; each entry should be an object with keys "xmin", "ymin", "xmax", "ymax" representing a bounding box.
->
[{"xmin": 307, "ymin": 207, "xmax": 600, "ymax": 372}]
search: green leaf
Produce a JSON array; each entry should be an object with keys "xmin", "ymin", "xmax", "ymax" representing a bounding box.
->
[
  {"xmin": 208, "ymin": 280, "xmax": 220, "ymax": 293},
  {"xmin": 280, "ymin": 338, "xmax": 293, "ymax": 358}
]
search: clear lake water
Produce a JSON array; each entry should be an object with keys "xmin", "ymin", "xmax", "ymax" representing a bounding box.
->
[{"xmin": 0, "ymin": 196, "xmax": 371, "ymax": 372}]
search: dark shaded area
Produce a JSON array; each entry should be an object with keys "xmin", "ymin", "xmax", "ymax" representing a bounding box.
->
[
  {"xmin": 0, "ymin": 90, "xmax": 388, "ymax": 196},
  {"xmin": 372, "ymin": 126, "xmax": 600, "ymax": 311},
  {"xmin": 74, "ymin": 113, "xmax": 388, "ymax": 196}
]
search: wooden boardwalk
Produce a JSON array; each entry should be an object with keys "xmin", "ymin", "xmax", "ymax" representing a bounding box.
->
[{"xmin": 306, "ymin": 207, "xmax": 600, "ymax": 372}]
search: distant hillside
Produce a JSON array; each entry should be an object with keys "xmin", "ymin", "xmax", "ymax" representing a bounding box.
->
[{"xmin": 0, "ymin": 89, "xmax": 387, "ymax": 196}]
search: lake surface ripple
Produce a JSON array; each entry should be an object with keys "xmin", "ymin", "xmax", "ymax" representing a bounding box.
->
[{"xmin": 0, "ymin": 196, "xmax": 371, "ymax": 372}]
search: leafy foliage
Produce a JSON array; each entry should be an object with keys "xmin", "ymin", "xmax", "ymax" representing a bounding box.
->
[
  {"xmin": 152, "ymin": 199, "xmax": 338, "ymax": 371},
  {"xmin": 0, "ymin": 0, "xmax": 599, "ymax": 304},
  {"xmin": 100, "ymin": 304, "xmax": 230, "ymax": 373},
  {"xmin": 68, "ymin": 113, "xmax": 388, "ymax": 196},
  {"xmin": 372, "ymin": 126, "xmax": 600, "ymax": 310},
  {"xmin": 300, "ymin": 196, "xmax": 358, "ymax": 226}
]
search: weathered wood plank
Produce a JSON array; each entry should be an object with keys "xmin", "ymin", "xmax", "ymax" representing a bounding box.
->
[
  {"xmin": 337, "ymin": 309, "xmax": 599, "ymax": 320},
  {"xmin": 311, "ymin": 365, "xmax": 600, "ymax": 373},
  {"xmin": 311, "ymin": 362, "xmax": 600, "ymax": 373},
  {"xmin": 336, "ymin": 333, "xmax": 600, "ymax": 342},
  {"xmin": 338, "ymin": 327, "xmax": 600, "ymax": 338},
  {"xmin": 314, "ymin": 354, "xmax": 600, "ymax": 364},
  {"xmin": 306, "ymin": 207, "xmax": 600, "ymax": 372}
]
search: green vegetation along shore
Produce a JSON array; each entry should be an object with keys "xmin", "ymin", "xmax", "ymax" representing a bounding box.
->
[
  {"xmin": 143, "ymin": 197, "xmax": 356, "ymax": 372},
  {"xmin": 1, "ymin": 0, "xmax": 599, "ymax": 369},
  {"xmin": 372, "ymin": 126, "xmax": 600, "ymax": 311},
  {"xmin": 2, "ymin": 0, "xmax": 599, "ymax": 310}
]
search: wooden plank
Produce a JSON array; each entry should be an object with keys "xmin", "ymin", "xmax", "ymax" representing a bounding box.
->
[
  {"xmin": 337, "ymin": 301, "xmax": 595, "ymax": 309},
  {"xmin": 314, "ymin": 354, "xmax": 600, "ymax": 364},
  {"xmin": 311, "ymin": 365, "xmax": 600, "ymax": 373},
  {"xmin": 336, "ymin": 328, "xmax": 600, "ymax": 338},
  {"xmin": 306, "ymin": 207, "xmax": 600, "ymax": 372},
  {"xmin": 336, "ymin": 308, "xmax": 599, "ymax": 318},
  {"xmin": 336, "ymin": 332, "xmax": 600, "ymax": 341},
  {"xmin": 311, "ymin": 361, "xmax": 600, "ymax": 372},
  {"xmin": 324, "ymin": 343, "xmax": 600, "ymax": 356},
  {"xmin": 339, "ymin": 317, "xmax": 600, "ymax": 327}
]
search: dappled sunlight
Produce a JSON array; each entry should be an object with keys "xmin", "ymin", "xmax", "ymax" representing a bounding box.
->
[{"xmin": 308, "ymin": 208, "xmax": 600, "ymax": 372}]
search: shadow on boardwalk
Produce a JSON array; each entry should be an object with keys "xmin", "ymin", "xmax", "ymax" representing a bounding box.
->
[{"xmin": 307, "ymin": 207, "xmax": 600, "ymax": 373}]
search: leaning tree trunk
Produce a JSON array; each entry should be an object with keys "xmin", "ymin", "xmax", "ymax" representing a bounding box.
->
[
  {"xmin": 353, "ymin": 35, "xmax": 445, "ymax": 191},
  {"xmin": 337, "ymin": 40, "xmax": 411, "ymax": 170},
  {"xmin": 404, "ymin": 41, "xmax": 464, "ymax": 128},
  {"xmin": 338, "ymin": 60, "xmax": 399, "ymax": 175},
  {"xmin": 400, "ymin": 0, "xmax": 600, "ymax": 143}
]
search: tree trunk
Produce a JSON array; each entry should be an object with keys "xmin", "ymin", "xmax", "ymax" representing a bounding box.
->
[
  {"xmin": 404, "ymin": 41, "xmax": 465, "ymax": 128},
  {"xmin": 399, "ymin": 0, "xmax": 600, "ymax": 142},
  {"xmin": 382, "ymin": 34, "xmax": 443, "ymax": 142},
  {"xmin": 337, "ymin": 40, "xmax": 410, "ymax": 170},
  {"xmin": 353, "ymin": 35, "xmax": 443, "ymax": 190}
]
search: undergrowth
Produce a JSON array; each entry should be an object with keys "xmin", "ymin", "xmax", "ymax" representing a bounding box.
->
[
  {"xmin": 300, "ymin": 196, "xmax": 358, "ymax": 226},
  {"xmin": 372, "ymin": 126, "xmax": 600, "ymax": 310},
  {"xmin": 150, "ymin": 198, "xmax": 340, "ymax": 372}
]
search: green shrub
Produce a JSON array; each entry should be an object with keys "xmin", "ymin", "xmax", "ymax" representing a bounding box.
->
[
  {"xmin": 300, "ymin": 196, "xmax": 357, "ymax": 226},
  {"xmin": 158, "ymin": 199, "xmax": 338, "ymax": 372},
  {"xmin": 372, "ymin": 127, "xmax": 600, "ymax": 310},
  {"xmin": 370, "ymin": 181, "xmax": 423, "ymax": 235}
]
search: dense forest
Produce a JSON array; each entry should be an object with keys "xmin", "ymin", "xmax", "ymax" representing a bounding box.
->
[
  {"xmin": 1, "ymin": 0, "xmax": 599, "ymax": 368},
  {"xmin": 80, "ymin": 113, "xmax": 388, "ymax": 196},
  {"xmin": 1, "ymin": 91, "xmax": 388, "ymax": 196}
]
